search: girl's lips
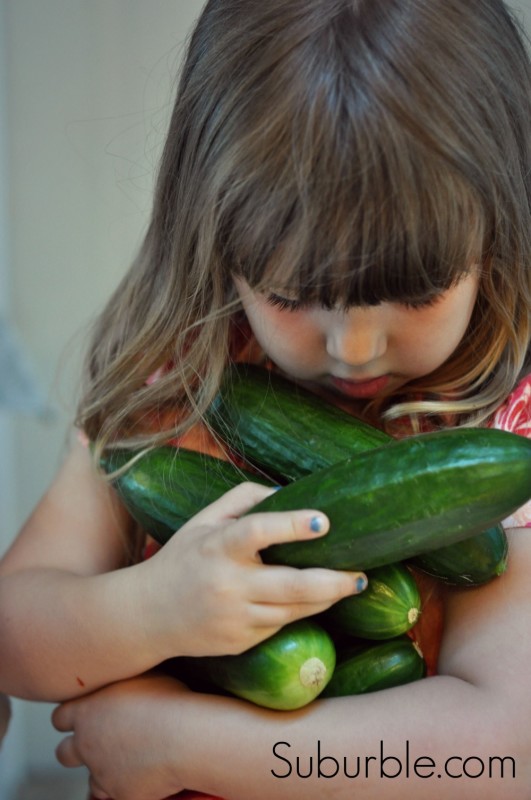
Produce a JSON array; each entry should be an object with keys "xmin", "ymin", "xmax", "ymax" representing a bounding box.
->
[{"xmin": 330, "ymin": 374, "xmax": 390, "ymax": 399}]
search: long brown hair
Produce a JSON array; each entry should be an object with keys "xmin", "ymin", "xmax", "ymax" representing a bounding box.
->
[{"xmin": 77, "ymin": 0, "xmax": 531, "ymax": 452}]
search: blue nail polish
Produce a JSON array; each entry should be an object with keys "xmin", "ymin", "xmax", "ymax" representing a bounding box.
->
[
  {"xmin": 310, "ymin": 515, "xmax": 325, "ymax": 533},
  {"xmin": 356, "ymin": 575, "xmax": 367, "ymax": 592}
]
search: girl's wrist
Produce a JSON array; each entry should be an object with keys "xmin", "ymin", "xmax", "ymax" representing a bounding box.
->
[
  {"xmin": 162, "ymin": 687, "xmax": 218, "ymax": 792},
  {"xmin": 126, "ymin": 559, "xmax": 176, "ymax": 664},
  {"xmin": 167, "ymin": 689, "xmax": 236, "ymax": 793},
  {"xmin": 170, "ymin": 689, "xmax": 275, "ymax": 797}
]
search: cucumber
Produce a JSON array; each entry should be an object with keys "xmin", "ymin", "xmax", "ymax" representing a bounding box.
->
[
  {"xmin": 321, "ymin": 636, "xmax": 426, "ymax": 697},
  {"xmin": 209, "ymin": 365, "xmax": 511, "ymax": 585},
  {"xmin": 207, "ymin": 363, "xmax": 389, "ymax": 481},
  {"xmin": 101, "ymin": 429, "xmax": 530, "ymax": 572},
  {"xmin": 100, "ymin": 446, "xmax": 273, "ymax": 544},
  {"xmin": 253, "ymin": 428, "xmax": 531, "ymax": 571},
  {"xmin": 323, "ymin": 563, "xmax": 421, "ymax": 640},
  {"xmin": 187, "ymin": 620, "xmax": 336, "ymax": 710},
  {"xmin": 410, "ymin": 524, "xmax": 509, "ymax": 586}
]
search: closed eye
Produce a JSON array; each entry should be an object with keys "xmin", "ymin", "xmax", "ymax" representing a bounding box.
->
[
  {"xmin": 266, "ymin": 290, "xmax": 442, "ymax": 312},
  {"xmin": 399, "ymin": 294, "xmax": 442, "ymax": 310},
  {"xmin": 265, "ymin": 293, "xmax": 306, "ymax": 312}
]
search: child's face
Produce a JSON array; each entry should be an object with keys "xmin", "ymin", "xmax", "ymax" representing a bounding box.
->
[{"xmin": 234, "ymin": 272, "xmax": 479, "ymax": 401}]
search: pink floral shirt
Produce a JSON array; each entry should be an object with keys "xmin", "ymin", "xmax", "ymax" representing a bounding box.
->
[{"xmin": 489, "ymin": 374, "xmax": 531, "ymax": 528}]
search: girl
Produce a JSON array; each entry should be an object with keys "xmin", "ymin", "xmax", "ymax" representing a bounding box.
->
[{"xmin": 2, "ymin": 0, "xmax": 531, "ymax": 797}]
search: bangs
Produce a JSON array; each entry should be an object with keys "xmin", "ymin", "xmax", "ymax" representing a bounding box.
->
[{"xmin": 225, "ymin": 138, "xmax": 486, "ymax": 309}]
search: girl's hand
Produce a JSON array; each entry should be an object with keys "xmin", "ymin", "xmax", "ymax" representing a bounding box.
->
[
  {"xmin": 53, "ymin": 673, "xmax": 189, "ymax": 800},
  {"xmin": 138, "ymin": 482, "xmax": 366, "ymax": 659}
]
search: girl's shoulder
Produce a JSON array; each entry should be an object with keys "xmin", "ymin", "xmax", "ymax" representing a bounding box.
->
[{"xmin": 489, "ymin": 374, "xmax": 531, "ymax": 528}]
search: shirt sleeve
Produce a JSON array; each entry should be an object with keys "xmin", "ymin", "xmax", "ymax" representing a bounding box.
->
[{"xmin": 489, "ymin": 374, "xmax": 531, "ymax": 528}]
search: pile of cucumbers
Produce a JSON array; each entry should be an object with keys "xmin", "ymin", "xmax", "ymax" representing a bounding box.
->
[{"xmin": 100, "ymin": 365, "xmax": 531, "ymax": 710}]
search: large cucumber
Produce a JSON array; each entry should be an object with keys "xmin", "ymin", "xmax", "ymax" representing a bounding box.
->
[
  {"xmin": 252, "ymin": 428, "xmax": 531, "ymax": 571},
  {"xmin": 183, "ymin": 620, "xmax": 336, "ymax": 710},
  {"xmin": 207, "ymin": 363, "xmax": 389, "ymax": 481},
  {"xmin": 321, "ymin": 636, "xmax": 426, "ymax": 697},
  {"xmin": 323, "ymin": 563, "xmax": 421, "ymax": 640},
  {"xmin": 410, "ymin": 524, "xmax": 509, "ymax": 586},
  {"xmin": 101, "ymin": 429, "xmax": 531, "ymax": 571},
  {"xmin": 209, "ymin": 365, "xmax": 510, "ymax": 585},
  {"xmin": 100, "ymin": 446, "xmax": 273, "ymax": 545}
]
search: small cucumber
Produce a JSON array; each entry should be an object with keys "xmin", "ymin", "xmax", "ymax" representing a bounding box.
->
[
  {"xmin": 410, "ymin": 524, "xmax": 509, "ymax": 586},
  {"xmin": 323, "ymin": 563, "xmax": 421, "ymax": 640},
  {"xmin": 321, "ymin": 636, "xmax": 426, "ymax": 697},
  {"xmin": 189, "ymin": 620, "xmax": 336, "ymax": 710},
  {"xmin": 207, "ymin": 363, "xmax": 389, "ymax": 481},
  {"xmin": 100, "ymin": 446, "xmax": 273, "ymax": 544},
  {"xmin": 253, "ymin": 428, "xmax": 531, "ymax": 571}
]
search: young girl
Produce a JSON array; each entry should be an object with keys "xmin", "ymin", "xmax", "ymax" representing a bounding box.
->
[{"xmin": 2, "ymin": 0, "xmax": 531, "ymax": 798}]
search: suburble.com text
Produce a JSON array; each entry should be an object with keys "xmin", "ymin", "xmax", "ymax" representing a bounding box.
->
[{"xmin": 271, "ymin": 739, "xmax": 516, "ymax": 781}]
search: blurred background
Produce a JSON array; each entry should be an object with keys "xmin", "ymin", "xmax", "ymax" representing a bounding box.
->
[
  {"xmin": 0, "ymin": 1, "xmax": 204, "ymax": 797},
  {"xmin": 1, "ymin": 1, "xmax": 531, "ymax": 797}
]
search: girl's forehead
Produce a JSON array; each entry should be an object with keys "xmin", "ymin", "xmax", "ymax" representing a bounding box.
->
[{"xmin": 220, "ymin": 88, "xmax": 488, "ymax": 305}]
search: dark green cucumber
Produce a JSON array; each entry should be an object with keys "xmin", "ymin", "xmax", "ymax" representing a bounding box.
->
[
  {"xmin": 323, "ymin": 563, "xmax": 421, "ymax": 640},
  {"xmin": 252, "ymin": 428, "xmax": 531, "ymax": 571},
  {"xmin": 410, "ymin": 524, "xmax": 509, "ymax": 586},
  {"xmin": 209, "ymin": 365, "xmax": 511, "ymax": 585},
  {"xmin": 100, "ymin": 446, "xmax": 273, "ymax": 545},
  {"xmin": 321, "ymin": 636, "xmax": 426, "ymax": 697},
  {"xmin": 190, "ymin": 620, "xmax": 336, "ymax": 710},
  {"xmin": 207, "ymin": 363, "xmax": 389, "ymax": 481}
]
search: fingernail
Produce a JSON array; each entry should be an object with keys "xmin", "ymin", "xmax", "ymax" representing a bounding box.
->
[
  {"xmin": 355, "ymin": 574, "xmax": 368, "ymax": 593},
  {"xmin": 309, "ymin": 515, "xmax": 327, "ymax": 533}
]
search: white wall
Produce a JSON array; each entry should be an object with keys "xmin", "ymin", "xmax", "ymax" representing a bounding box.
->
[
  {"xmin": 0, "ymin": 0, "xmax": 204, "ymax": 792},
  {"xmin": 0, "ymin": 3, "xmax": 25, "ymax": 796},
  {"xmin": 1, "ymin": 0, "xmax": 531, "ymax": 794}
]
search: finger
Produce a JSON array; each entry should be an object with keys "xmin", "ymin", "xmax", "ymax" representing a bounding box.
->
[
  {"xmin": 55, "ymin": 735, "xmax": 83, "ymax": 768},
  {"xmin": 221, "ymin": 508, "xmax": 330, "ymax": 557},
  {"xmin": 182, "ymin": 481, "xmax": 278, "ymax": 527},
  {"xmin": 51, "ymin": 703, "xmax": 73, "ymax": 732},
  {"xmin": 248, "ymin": 565, "xmax": 368, "ymax": 606},
  {"xmin": 248, "ymin": 600, "xmax": 335, "ymax": 630}
]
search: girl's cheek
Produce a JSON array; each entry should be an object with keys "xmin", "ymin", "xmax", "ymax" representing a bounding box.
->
[
  {"xmin": 256, "ymin": 316, "xmax": 325, "ymax": 375},
  {"xmin": 252, "ymin": 307, "xmax": 310, "ymax": 347}
]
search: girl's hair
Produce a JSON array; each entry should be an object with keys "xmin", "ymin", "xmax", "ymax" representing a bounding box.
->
[{"xmin": 77, "ymin": 0, "xmax": 531, "ymax": 451}]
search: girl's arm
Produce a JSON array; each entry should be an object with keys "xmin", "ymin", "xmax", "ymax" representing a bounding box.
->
[
  {"xmin": 0, "ymin": 440, "xmax": 153, "ymax": 701},
  {"xmin": 54, "ymin": 528, "xmax": 531, "ymax": 800},
  {"xmin": 0, "ymin": 440, "xmax": 362, "ymax": 702}
]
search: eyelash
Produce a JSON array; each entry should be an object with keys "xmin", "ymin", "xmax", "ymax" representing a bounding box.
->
[
  {"xmin": 400, "ymin": 296, "xmax": 440, "ymax": 310},
  {"xmin": 266, "ymin": 293, "xmax": 440, "ymax": 313},
  {"xmin": 266, "ymin": 293, "xmax": 306, "ymax": 312}
]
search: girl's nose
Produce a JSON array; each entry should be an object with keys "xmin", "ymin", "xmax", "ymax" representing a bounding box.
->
[{"xmin": 325, "ymin": 306, "xmax": 387, "ymax": 369}]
